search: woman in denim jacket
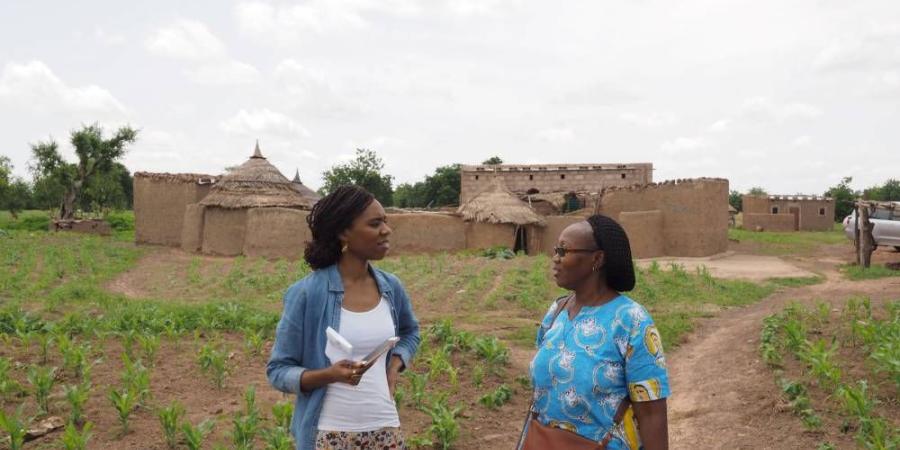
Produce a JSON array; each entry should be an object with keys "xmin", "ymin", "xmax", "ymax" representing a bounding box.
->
[{"xmin": 267, "ymin": 185, "xmax": 420, "ymax": 450}]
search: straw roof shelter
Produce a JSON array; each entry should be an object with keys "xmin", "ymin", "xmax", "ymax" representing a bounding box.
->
[
  {"xmin": 291, "ymin": 169, "xmax": 322, "ymax": 204},
  {"xmin": 457, "ymin": 178, "xmax": 545, "ymax": 226},
  {"xmin": 199, "ymin": 143, "xmax": 313, "ymax": 210}
]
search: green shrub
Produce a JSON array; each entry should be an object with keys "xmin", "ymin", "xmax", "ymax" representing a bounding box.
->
[{"xmin": 104, "ymin": 211, "xmax": 134, "ymax": 231}]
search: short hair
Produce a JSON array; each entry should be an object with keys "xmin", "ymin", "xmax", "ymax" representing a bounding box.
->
[
  {"xmin": 586, "ymin": 214, "xmax": 635, "ymax": 292},
  {"xmin": 304, "ymin": 185, "xmax": 375, "ymax": 269}
]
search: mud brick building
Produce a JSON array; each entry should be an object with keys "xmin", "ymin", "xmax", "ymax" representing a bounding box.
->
[
  {"xmin": 459, "ymin": 163, "xmax": 653, "ymax": 204},
  {"xmin": 742, "ymin": 195, "xmax": 835, "ymax": 232}
]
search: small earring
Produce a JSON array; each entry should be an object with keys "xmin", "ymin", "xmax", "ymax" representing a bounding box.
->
[
  {"xmin": 341, "ymin": 243, "xmax": 348, "ymax": 253},
  {"xmin": 592, "ymin": 265, "xmax": 599, "ymax": 272}
]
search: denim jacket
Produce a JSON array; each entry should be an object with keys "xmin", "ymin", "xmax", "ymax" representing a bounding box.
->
[{"xmin": 266, "ymin": 264, "xmax": 420, "ymax": 450}]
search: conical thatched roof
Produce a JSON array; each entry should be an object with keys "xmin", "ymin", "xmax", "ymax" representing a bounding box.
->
[
  {"xmin": 457, "ymin": 178, "xmax": 545, "ymax": 226},
  {"xmin": 291, "ymin": 169, "xmax": 322, "ymax": 203},
  {"xmin": 199, "ymin": 143, "xmax": 314, "ymax": 209}
]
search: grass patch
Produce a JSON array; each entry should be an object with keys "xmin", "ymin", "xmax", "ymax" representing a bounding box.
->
[
  {"xmin": 728, "ymin": 227, "xmax": 847, "ymax": 255},
  {"xmin": 766, "ymin": 276, "xmax": 826, "ymax": 288},
  {"xmin": 840, "ymin": 264, "xmax": 900, "ymax": 281}
]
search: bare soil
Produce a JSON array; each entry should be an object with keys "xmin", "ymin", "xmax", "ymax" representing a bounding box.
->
[
  {"xmin": 11, "ymin": 240, "xmax": 898, "ymax": 449},
  {"xmin": 666, "ymin": 247, "xmax": 900, "ymax": 450}
]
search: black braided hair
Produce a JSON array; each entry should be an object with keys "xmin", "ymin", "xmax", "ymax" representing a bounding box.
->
[
  {"xmin": 304, "ymin": 185, "xmax": 375, "ymax": 269},
  {"xmin": 586, "ymin": 214, "xmax": 635, "ymax": 292}
]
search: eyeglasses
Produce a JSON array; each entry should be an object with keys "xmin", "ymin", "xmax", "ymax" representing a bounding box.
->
[{"xmin": 552, "ymin": 246, "xmax": 598, "ymax": 257}]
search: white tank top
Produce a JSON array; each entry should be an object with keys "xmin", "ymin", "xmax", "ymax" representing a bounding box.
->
[{"xmin": 317, "ymin": 298, "xmax": 400, "ymax": 432}]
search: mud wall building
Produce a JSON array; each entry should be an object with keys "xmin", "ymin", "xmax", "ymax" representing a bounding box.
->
[
  {"xmin": 742, "ymin": 195, "xmax": 834, "ymax": 232},
  {"xmin": 553, "ymin": 178, "xmax": 730, "ymax": 258},
  {"xmin": 460, "ymin": 163, "xmax": 653, "ymax": 204},
  {"xmin": 135, "ymin": 174, "xmax": 727, "ymax": 260},
  {"xmin": 134, "ymin": 173, "xmax": 215, "ymax": 246}
]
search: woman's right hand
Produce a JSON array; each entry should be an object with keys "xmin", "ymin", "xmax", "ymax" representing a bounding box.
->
[{"xmin": 329, "ymin": 360, "xmax": 364, "ymax": 385}]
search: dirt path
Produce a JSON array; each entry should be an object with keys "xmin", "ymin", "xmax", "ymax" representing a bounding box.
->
[{"xmin": 667, "ymin": 259, "xmax": 900, "ymax": 449}]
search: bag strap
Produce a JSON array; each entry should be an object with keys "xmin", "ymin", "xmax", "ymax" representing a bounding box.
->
[{"xmin": 536, "ymin": 294, "xmax": 573, "ymax": 346}]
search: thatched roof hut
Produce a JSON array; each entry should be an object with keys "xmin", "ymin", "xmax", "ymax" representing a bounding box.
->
[
  {"xmin": 457, "ymin": 178, "xmax": 545, "ymax": 226},
  {"xmin": 291, "ymin": 169, "xmax": 322, "ymax": 204},
  {"xmin": 199, "ymin": 143, "xmax": 313, "ymax": 210}
]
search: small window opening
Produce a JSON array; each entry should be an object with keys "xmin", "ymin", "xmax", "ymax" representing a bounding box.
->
[
  {"xmin": 621, "ymin": 173, "xmax": 626, "ymax": 179},
  {"xmin": 772, "ymin": 206, "xmax": 779, "ymax": 214},
  {"xmin": 475, "ymin": 175, "xmax": 479, "ymax": 180},
  {"xmin": 529, "ymin": 174, "xmax": 534, "ymax": 181},
  {"xmin": 819, "ymin": 208, "xmax": 826, "ymax": 216},
  {"xmin": 560, "ymin": 174, "xmax": 566, "ymax": 180}
]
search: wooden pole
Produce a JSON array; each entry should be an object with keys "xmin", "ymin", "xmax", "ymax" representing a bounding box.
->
[
  {"xmin": 859, "ymin": 204, "xmax": 875, "ymax": 268},
  {"xmin": 854, "ymin": 203, "xmax": 861, "ymax": 265}
]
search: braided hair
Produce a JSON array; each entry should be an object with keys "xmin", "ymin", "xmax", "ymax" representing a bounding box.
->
[
  {"xmin": 586, "ymin": 214, "xmax": 635, "ymax": 292},
  {"xmin": 304, "ymin": 185, "xmax": 375, "ymax": 269}
]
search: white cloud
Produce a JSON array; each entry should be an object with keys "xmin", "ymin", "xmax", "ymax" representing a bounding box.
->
[
  {"xmin": 558, "ymin": 82, "xmax": 639, "ymax": 107},
  {"xmin": 274, "ymin": 59, "xmax": 365, "ymax": 117},
  {"xmin": 660, "ymin": 137, "xmax": 710, "ymax": 155},
  {"xmin": 0, "ymin": 60, "xmax": 127, "ymax": 114},
  {"xmin": 814, "ymin": 24, "xmax": 900, "ymax": 72},
  {"xmin": 619, "ymin": 112, "xmax": 677, "ymax": 127},
  {"xmin": 739, "ymin": 97, "xmax": 822, "ymax": 122},
  {"xmin": 146, "ymin": 19, "xmax": 259, "ymax": 85},
  {"xmin": 93, "ymin": 28, "xmax": 126, "ymax": 46},
  {"xmin": 708, "ymin": 119, "xmax": 732, "ymax": 133},
  {"xmin": 220, "ymin": 109, "xmax": 310, "ymax": 138},
  {"xmin": 234, "ymin": 0, "xmax": 518, "ymax": 44},
  {"xmin": 188, "ymin": 60, "xmax": 261, "ymax": 86},
  {"xmin": 146, "ymin": 19, "xmax": 226, "ymax": 61},
  {"xmin": 792, "ymin": 136, "xmax": 812, "ymax": 147},
  {"xmin": 235, "ymin": 1, "xmax": 368, "ymax": 43},
  {"xmin": 536, "ymin": 127, "xmax": 575, "ymax": 142}
]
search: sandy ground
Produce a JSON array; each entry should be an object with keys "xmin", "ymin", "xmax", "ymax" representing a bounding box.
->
[
  {"xmin": 637, "ymin": 252, "xmax": 818, "ymax": 281},
  {"xmin": 666, "ymin": 251, "xmax": 900, "ymax": 449}
]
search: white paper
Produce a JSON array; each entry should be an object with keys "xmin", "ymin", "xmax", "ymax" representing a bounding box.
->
[{"xmin": 325, "ymin": 326, "xmax": 353, "ymax": 362}]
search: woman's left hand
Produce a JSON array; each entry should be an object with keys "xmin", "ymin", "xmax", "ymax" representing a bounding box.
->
[{"xmin": 387, "ymin": 355, "xmax": 404, "ymax": 397}]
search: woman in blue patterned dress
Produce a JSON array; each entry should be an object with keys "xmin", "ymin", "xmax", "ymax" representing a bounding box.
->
[{"xmin": 529, "ymin": 214, "xmax": 669, "ymax": 449}]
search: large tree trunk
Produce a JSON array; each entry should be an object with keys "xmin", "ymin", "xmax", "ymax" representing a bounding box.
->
[{"xmin": 60, "ymin": 187, "xmax": 79, "ymax": 220}]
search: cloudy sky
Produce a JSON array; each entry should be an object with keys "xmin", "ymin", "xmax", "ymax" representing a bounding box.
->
[{"xmin": 1, "ymin": 0, "xmax": 898, "ymax": 194}]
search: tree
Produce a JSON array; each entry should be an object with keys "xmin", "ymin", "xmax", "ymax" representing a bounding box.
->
[
  {"xmin": 862, "ymin": 178, "xmax": 900, "ymax": 202},
  {"xmin": 824, "ymin": 176, "xmax": 858, "ymax": 222},
  {"xmin": 747, "ymin": 187, "xmax": 768, "ymax": 196},
  {"xmin": 0, "ymin": 156, "xmax": 32, "ymax": 219},
  {"xmin": 30, "ymin": 124, "xmax": 138, "ymax": 219},
  {"xmin": 393, "ymin": 164, "xmax": 462, "ymax": 208},
  {"xmin": 482, "ymin": 156, "xmax": 503, "ymax": 165},
  {"xmin": 320, "ymin": 149, "xmax": 394, "ymax": 206},
  {"xmin": 728, "ymin": 190, "xmax": 742, "ymax": 212},
  {"xmin": 80, "ymin": 162, "xmax": 133, "ymax": 211}
]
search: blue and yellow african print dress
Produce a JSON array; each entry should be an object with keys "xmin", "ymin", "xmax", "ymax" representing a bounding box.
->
[{"xmin": 529, "ymin": 295, "xmax": 670, "ymax": 450}]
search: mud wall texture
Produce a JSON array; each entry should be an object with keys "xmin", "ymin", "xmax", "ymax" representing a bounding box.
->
[
  {"xmin": 594, "ymin": 178, "xmax": 729, "ymax": 257},
  {"xmin": 465, "ymin": 222, "xmax": 516, "ymax": 250},
  {"xmin": 243, "ymin": 208, "xmax": 310, "ymax": 259},
  {"xmin": 386, "ymin": 213, "xmax": 467, "ymax": 254},
  {"xmin": 743, "ymin": 213, "xmax": 797, "ymax": 232},
  {"xmin": 201, "ymin": 208, "xmax": 247, "ymax": 256},
  {"xmin": 618, "ymin": 210, "xmax": 664, "ymax": 258},
  {"xmin": 134, "ymin": 174, "xmax": 212, "ymax": 246},
  {"xmin": 180, "ymin": 204, "xmax": 205, "ymax": 252}
]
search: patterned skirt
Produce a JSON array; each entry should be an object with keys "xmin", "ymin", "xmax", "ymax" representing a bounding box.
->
[{"xmin": 315, "ymin": 427, "xmax": 407, "ymax": 450}]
